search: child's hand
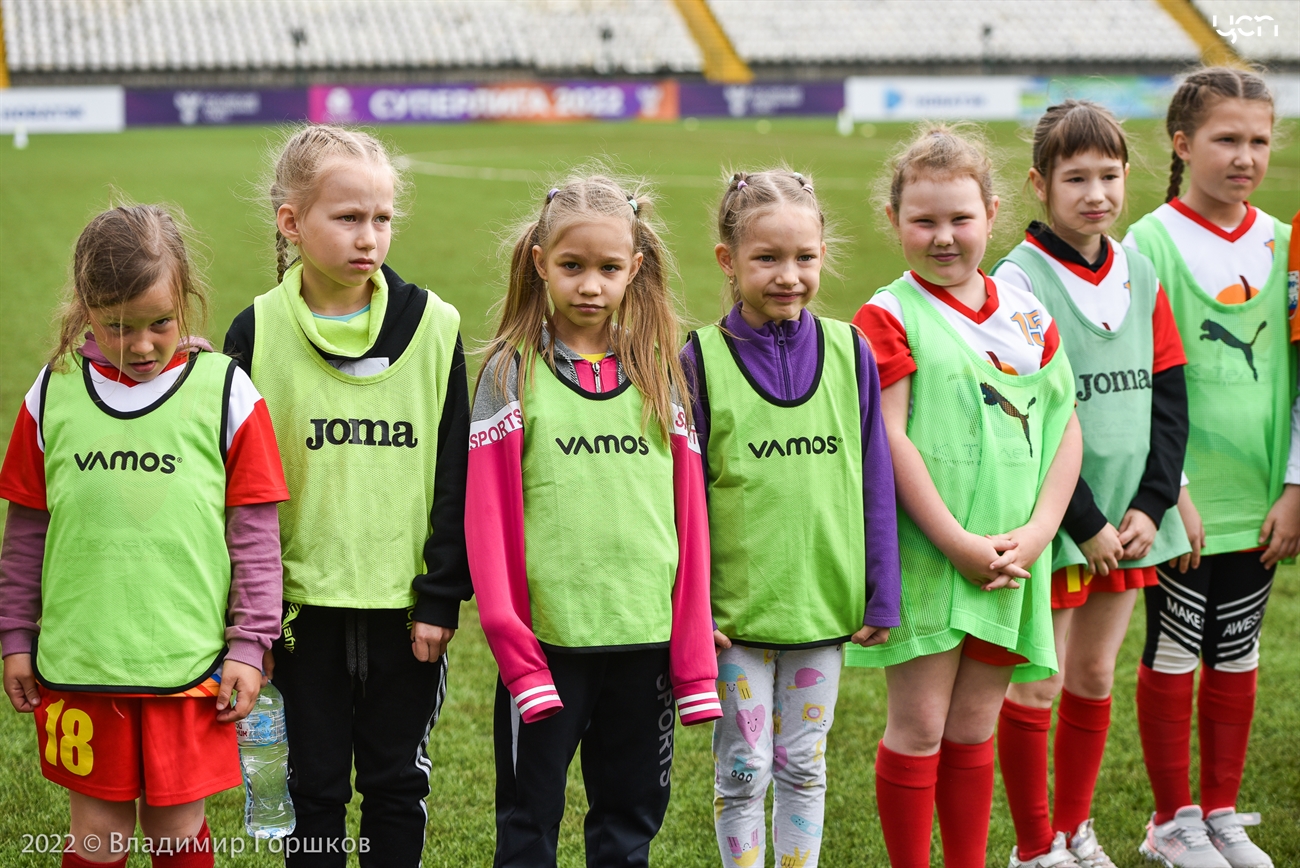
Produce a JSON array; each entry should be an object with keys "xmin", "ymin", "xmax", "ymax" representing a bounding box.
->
[
  {"xmin": 411, "ymin": 622, "xmax": 455, "ymax": 663},
  {"xmin": 949, "ymin": 531, "xmax": 1027, "ymax": 590},
  {"xmin": 1118, "ymin": 509, "xmax": 1158, "ymax": 562},
  {"xmin": 1171, "ymin": 486, "xmax": 1204, "ymax": 574},
  {"xmin": 713, "ymin": 630, "xmax": 732, "ymax": 657},
  {"xmin": 216, "ymin": 660, "xmax": 263, "ymax": 723},
  {"xmin": 2, "ymin": 653, "xmax": 40, "ymax": 713},
  {"xmin": 850, "ymin": 625, "xmax": 890, "ymax": 648},
  {"xmin": 1260, "ymin": 484, "xmax": 1300, "ymax": 569},
  {"xmin": 1080, "ymin": 523, "xmax": 1124, "ymax": 576}
]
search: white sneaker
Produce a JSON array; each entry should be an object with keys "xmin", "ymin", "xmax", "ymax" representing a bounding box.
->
[
  {"xmin": 1204, "ymin": 809, "xmax": 1274, "ymax": 868},
  {"xmin": 1068, "ymin": 819, "xmax": 1118, "ymax": 868},
  {"xmin": 1009, "ymin": 831, "xmax": 1081, "ymax": 867},
  {"xmin": 1138, "ymin": 806, "xmax": 1231, "ymax": 868}
]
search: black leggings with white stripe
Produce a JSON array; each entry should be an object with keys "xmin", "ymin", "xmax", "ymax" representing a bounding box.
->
[{"xmin": 1142, "ymin": 551, "xmax": 1274, "ymax": 674}]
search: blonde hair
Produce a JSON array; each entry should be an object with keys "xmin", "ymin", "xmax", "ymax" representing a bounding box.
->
[
  {"xmin": 480, "ymin": 168, "xmax": 686, "ymax": 441},
  {"xmin": 1165, "ymin": 67, "xmax": 1274, "ymax": 202},
  {"xmin": 716, "ymin": 168, "xmax": 837, "ymax": 305},
  {"xmin": 268, "ymin": 124, "xmax": 407, "ymax": 281},
  {"xmin": 885, "ymin": 122, "xmax": 998, "ymax": 215},
  {"xmin": 51, "ymin": 203, "xmax": 208, "ymax": 369}
]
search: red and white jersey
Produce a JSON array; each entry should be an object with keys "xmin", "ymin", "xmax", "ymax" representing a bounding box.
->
[
  {"xmin": 854, "ymin": 270, "xmax": 1061, "ymax": 388},
  {"xmin": 0, "ymin": 350, "xmax": 288, "ymax": 511},
  {"xmin": 1123, "ymin": 200, "xmax": 1276, "ymax": 304},
  {"xmin": 998, "ymin": 234, "xmax": 1138, "ymax": 332}
]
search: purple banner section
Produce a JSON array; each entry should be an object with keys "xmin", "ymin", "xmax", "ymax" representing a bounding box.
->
[
  {"xmin": 126, "ymin": 89, "xmax": 308, "ymax": 126},
  {"xmin": 309, "ymin": 81, "xmax": 679, "ymax": 124},
  {"xmin": 678, "ymin": 82, "xmax": 844, "ymax": 118}
]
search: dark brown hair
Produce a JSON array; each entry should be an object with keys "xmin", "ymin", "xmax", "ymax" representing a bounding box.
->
[
  {"xmin": 1031, "ymin": 100, "xmax": 1129, "ymax": 213},
  {"xmin": 51, "ymin": 203, "xmax": 208, "ymax": 368},
  {"xmin": 716, "ymin": 168, "xmax": 835, "ymax": 304},
  {"xmin": 1165, "ymin": 67, "xmax": 1273, "ymax": 202},
  {"xmin": 480, "ymin": 168, "xmax": 686, "ymax": 441},
  {"xmin": 269, "ymin": 124, "xmax": 406, "ymax": 281}
]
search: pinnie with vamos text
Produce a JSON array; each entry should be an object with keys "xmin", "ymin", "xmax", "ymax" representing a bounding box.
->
[
  {"xmin": 0, "ymin": 204, "xmax": 290, "ymax": 868},
  {"xmin": 223, "ymin": 125, "xmax": 473, "ymax": 865},
  {"xmin": 467, "ymin": 170, "xmax": 721, "ymax": 868}
]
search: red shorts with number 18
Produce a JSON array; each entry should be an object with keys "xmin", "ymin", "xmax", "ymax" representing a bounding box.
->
[{"xmin": 33, "ymin": 686, "xmax": 241, "ymax": 806}]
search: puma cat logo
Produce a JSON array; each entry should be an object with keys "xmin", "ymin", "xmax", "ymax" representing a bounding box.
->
[
  {"xmin": 980, "ymin": 382, "xmax": 1036, "ymax": 457},
  {"xmin": 1200, "ymin": 319, "xmax": 1266, "ymax": 381}
]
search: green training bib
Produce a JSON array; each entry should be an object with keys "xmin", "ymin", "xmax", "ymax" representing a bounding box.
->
[
  {"xmin": 252, "ymin": 264, "xmax": 461, "ymax": 607},
  {"xmin": 845, "ymin": 278, "xmax": 1074, "ymax": 676},
  {"xmin": 1127, "ymin": 213, "xmax": 1294, "ymax": 555},
  {"xmin": 37, "ymin": 352, "xmax": 233, "ymax": 692},
  {"xmin": 519, "ymin": 359, "xmax": 678, "ymax": 648},
  {"xmin": 995, "ymin": 242, "xmax": 1188, "ymax": 570},
  {"xmin": 694, "ymin": 317, "xmax": 866, "ymax": 647}
]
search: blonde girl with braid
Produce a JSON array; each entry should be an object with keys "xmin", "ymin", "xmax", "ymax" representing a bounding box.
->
[
  {"xmin": 1123, "ymin": 68, "xmax": 1292, "ymax": 868},
  {"xmin": 467, "ymin": 170, "xmax": 720, "ymax": 868},
  {"xmin": 224, "ymin": 125, "xmax": 472, "ymax": 865}
]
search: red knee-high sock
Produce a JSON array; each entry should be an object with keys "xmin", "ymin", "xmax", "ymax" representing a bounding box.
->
[
  {"xmin": 1198, "ymin": 667, "xmax": 1257, "ymax": 814},
  {"xmin": 1136, "ymin": 664, "xmax": 1194, "ymax": 824},
  {"xmin": 150, "ymin": 819, "xmax": 213, "ymax": 868},
  {"xmin": 63, "ymin": 851, "xmax": 127, "ymax": 868},
  {"xmin": 1053, "ymin": 690, "xmax": 1112, "ymax": 834},
  {"xmin": 998, "ymin": 699, "xmax": 1054, "ymax": 860},
  {"xmin": 937, "ymin": 736, "xmax": 996, "ymax": 868},
  {"xmin": 876, "ymin": 742, "xmax": 940, "ymax": 868}
]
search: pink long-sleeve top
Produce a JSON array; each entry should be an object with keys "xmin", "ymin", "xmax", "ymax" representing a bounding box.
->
[
  {"xmin": 466, "ymin": 335, "xmax": 721, "ymax": 726},
  {"xmin": 0, "ymin": 338, "xmax": 288, "ymax": 673}
]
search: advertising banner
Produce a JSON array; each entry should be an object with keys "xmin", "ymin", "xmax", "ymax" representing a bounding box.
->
[
  {"xmin": 0, "ymin": 87, "xmax": 125, "ymax": 133},
  {"xmin": 846, "ymin": 76, "xmax": 1026, "ymax": 122},
  {"xmin": 309, "ymin": 80, "xmax": 678, "ymax": 124},
  {"xmin": 679, "ymin": 82, "xmax": 843, "ymax": 117},
  {"xmin": 126, "ymin": 89, "xmax": 308, "ymax": 126}
]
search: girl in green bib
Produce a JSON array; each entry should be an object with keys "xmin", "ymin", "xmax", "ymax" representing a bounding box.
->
[
  {"xmin": 1, "ymin": 205, "xmax": 289, "ymax": 867},
  {"xmin": 467, "ymin": 171, "xmax": 720, "ymax": 868},
  {"xmin": 852, "ymin": 125, "xmax": 1083, "ymax": 868},
  {"xmin": 1123, "ymin": 68, "xmax": 1294, "ymax": 868},
  {"xmin": 224, "ymin": 126, "xmax": 472, "ymax": 865},
  {"xmin": 682, "ymin": 169, "xmax": 900, "ymax": 868},
  {"xmin": 991, "ymin": 101, "xmax": 1190, "ymax": 868}
]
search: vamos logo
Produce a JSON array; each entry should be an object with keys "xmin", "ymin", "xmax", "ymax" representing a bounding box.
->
[
  {"xmin": 746, "ymin": 436, "xmax": 839, "ymax": 458},
  {"xmin": 306, "ymin": 418, "xmax": 418, "ymax": 450},
  {"xmin": 556, "ymin": 435, "xmax": 650, "ymax": 456},
  {"xmin": 74, "ymin": 450, "xmax": 178, "ymax": 474}
]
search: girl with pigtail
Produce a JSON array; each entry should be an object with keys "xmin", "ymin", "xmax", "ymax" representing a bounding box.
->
[
  {"xmin": 224, "ymin": 125, "xmax": 473, "ymax": 865},
  {"xmin": 466, "ymin": 170, "xmax": 720, "ymax": 868},
  {"xmin": 1123, "ymin": 67, "xmax": 1293, "ymax": 868},
  {"xmin": 681, "ymin": 169, "xmax": 900, "ymax": 868}
]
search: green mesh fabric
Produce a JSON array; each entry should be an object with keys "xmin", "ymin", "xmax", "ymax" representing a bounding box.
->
[{"xmin": 846, "ymin": 278, "xmax": 1074, "ymax": 675}]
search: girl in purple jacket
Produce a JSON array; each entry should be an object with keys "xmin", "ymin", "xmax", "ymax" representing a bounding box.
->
[{"xmin": 681, "ymin": 169, "xmax": 902, "ymax": 868}]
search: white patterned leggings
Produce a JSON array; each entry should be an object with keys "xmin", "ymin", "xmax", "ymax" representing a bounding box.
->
[{"xmin": 712, "ymin": 643, "xmax": 843, "ymax": 868}]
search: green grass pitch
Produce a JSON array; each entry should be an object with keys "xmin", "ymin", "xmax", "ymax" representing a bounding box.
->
[{"xmin": 0, "ymin": 118, "xmax": 1297, "ymax": 866}]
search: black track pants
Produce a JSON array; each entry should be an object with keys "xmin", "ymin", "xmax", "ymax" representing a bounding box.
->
[
  {"xmin": 272, "ymin": 605, "xmax": 447, "ymax": 868},
  {"xmin": 493, "ymin": 647, "xmax": 675, "ymax": 868}
]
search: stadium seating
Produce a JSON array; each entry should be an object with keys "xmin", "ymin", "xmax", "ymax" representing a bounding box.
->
[
  {"xmin": 1192, "ymin": 0, "xmax": 1299, "ymax": 63},
  {"xmin": 706, "ymin": 0, "xmax": 1202, "ymax": 66},
  {"xmin": 0, "ymin": 0, "xmax": 702, "ymax": 75}
]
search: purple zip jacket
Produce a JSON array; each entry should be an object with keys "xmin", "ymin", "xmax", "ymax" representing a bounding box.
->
[{"xmin": 681, "ymin": 304, "xmax": 902, "ymax": 629}]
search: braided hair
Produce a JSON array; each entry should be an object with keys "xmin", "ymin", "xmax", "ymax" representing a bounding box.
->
[{"xmin": 1164, "ymin": 67, "xmax": 1273, "ymax": 203}]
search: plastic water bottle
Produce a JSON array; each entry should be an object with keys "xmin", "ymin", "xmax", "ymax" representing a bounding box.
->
[{"xmin": 234, "ymin": 682, "xmax": 296, "ymax": 839}]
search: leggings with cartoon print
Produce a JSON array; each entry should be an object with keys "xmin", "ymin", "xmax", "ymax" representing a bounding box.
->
[{"xmin": 713, "ymin": 643, "xmax": 842, "ymax": 868}]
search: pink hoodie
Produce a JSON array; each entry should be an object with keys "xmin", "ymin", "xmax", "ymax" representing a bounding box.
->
[{"xmin": 466, "ymin": 340, "xmax": 721, "ymax": 726}]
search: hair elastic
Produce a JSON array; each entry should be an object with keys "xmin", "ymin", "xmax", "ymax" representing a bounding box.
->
[
  {"xmin": 628, "ymin": 197, "xmax": 638, "ymax": 213},
  {"xmin": 735, "ymin": 180, "xmax": 748, "ymax": 190},
  {"xmin": 547, "ymin": 188, "xmax": 560, "ymax": 202}
]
